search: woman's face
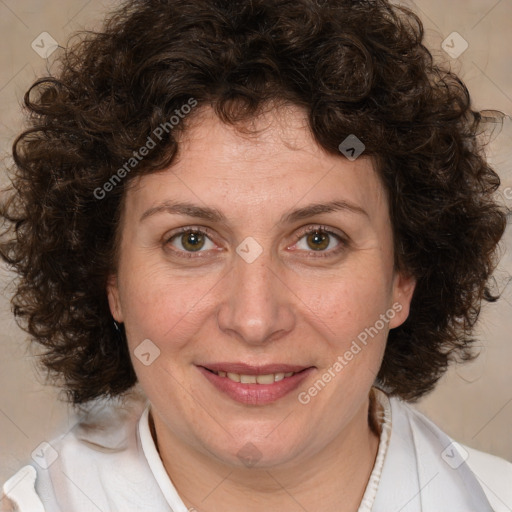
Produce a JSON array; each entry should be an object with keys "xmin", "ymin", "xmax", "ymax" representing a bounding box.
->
[{"xmin": 108, "ymin": 105, "xmax": 415, "ymax": 469}]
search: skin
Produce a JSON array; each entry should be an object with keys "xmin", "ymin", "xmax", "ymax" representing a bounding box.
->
[{"xmin": 107, "ymin": 104, "xmax": 416, "ymax": 512}]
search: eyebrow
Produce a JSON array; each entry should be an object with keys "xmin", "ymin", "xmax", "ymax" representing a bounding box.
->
[{"xmin": 139, "ymin": 199, "xmax": 368, "ymax": 223}]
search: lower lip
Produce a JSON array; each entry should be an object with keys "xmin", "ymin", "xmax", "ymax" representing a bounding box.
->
[{"xmin": 198, "ymin": 366, "xmax": 315, "ymax": 405}]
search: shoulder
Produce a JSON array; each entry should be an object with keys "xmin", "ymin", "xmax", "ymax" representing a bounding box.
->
[
  {"xmin": 389, "ymin": 394, "xmax": 512, "ymax": 511},
  {"xmin": 2, "ymin": 466, "xmax": 44, "ymax": 512},
  {"xmin": 2, "ymin": 389, "xmax": 151, "ymax": 511},
  {"xmin": 463, "ymin": 444, "xmax": 512, "ymax": 512}
]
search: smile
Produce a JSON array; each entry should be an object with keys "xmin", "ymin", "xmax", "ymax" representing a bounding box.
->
[
  {"xmin": 197, "ymin": 365, "xmax": 315, "ymax": 405},
  {"xmin": 206, "ymin": 368, "xmax": 298, "ymax": 384}
]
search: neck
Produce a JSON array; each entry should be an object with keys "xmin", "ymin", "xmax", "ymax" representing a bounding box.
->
[{"xmin": 152, "ymin": 395, "xmax": 380, "ymax": 512}]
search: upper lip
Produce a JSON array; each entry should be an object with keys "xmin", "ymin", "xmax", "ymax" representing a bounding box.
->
[{"xmin": 199, "ymin": 363, "xmax": 313, "ymax": 375}]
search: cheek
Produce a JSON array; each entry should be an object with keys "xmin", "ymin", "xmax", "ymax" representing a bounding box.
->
[
  {"xmin": 291, "ymin": 264, "xmax": 393, "ymax": 395},
  {"xmin": 118, "ymin": 261, "xmax": 222, "ymax": 352},
  {"xmin": 292, "ymin": 264, "xmax": 393, "ymax": 339}
]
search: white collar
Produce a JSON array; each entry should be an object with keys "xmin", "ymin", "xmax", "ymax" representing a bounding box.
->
[
  {"xmin": 138, "ymin": 405, "xmax": 189, "ymax": 512},
  {"xmin": 372, "ymin": 391, "xmax": 494, "ymax": 511}
]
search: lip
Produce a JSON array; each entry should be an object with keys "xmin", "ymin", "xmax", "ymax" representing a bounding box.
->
[{"xmin": 197, "ymin": 364, "xmax": 315, "ymax": 405}]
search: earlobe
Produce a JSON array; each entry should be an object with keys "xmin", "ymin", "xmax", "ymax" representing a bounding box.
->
[
  {"xmin": 389, "ymin": 271, "xmax": 416, "ymax": 329},
  {"xmin": 107, "ymin": 274, "xmax": 124, "ymax": 322}
]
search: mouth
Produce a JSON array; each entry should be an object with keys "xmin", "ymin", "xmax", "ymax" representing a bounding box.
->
[
  {"xmin": 202, "ymin": 367, "xmax": 306, "ymax": 384},
  {"xmin": 197, "ymin": 363, "xmax": 315, "ymax": 405}
]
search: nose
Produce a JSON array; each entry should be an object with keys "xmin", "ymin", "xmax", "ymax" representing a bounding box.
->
[{"xmin": 216, "ymin": 247, "xmax": 296, "ymax": 346}]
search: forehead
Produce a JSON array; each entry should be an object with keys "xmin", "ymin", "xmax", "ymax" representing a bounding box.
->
[{"xmin": 126, "ymin": 104, "xmax": 388, "ymax": 223}]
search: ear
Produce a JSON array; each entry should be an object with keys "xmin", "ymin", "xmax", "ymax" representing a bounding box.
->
[
  {"xmin": 107, "ymin": 274, "xmax": 124, "ymax": 323},
  {"xmin": 388, "ymin": 270, "xmax": 416, "ymax": 329}
]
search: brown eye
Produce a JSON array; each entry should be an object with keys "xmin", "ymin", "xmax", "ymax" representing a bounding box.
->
[
  {"xmin": 180, "ymin": 231, "xmax": 205, "ymax": 251},
  {"xmin": 167, "ymin": 229, "xmax": 215, "ymax": 253},
  {"xmin": 306, "ymin": 231, "xmax": 330, "ymax": 251},
  {"xmin": 291, "ymin": 226, "xmax": 347, "ymax": 256}
]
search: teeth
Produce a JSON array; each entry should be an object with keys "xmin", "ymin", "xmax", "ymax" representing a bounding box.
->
[
  {"xmin": 256, "ymin": 374, "xmax": 275, "ymax": 384},
  {"xmin": 215, "ymin": 370, "xmax": 298, "ymax": 383}
]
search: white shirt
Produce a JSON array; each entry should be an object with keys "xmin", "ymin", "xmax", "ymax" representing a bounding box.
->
[{"xmin": 3, "ymin": 387, "xmax": 512, "ymax": 511}]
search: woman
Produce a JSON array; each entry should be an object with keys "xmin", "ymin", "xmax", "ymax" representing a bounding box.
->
[{"xmin": 1, "ymin": 0, "xmax": 511, "ymax": 510}]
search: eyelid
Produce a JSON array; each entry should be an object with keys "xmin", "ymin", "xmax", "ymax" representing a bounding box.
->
[
  {"xmin": 292, "ymin": 224, "xmax": 347, "ymax": 242},
  {"xmin": 163, "ymin": 225, "xmax": 221, "ymax": 258},
  {"xmin": 163, "ymin": 225, "xmax": 217, "ymax": 244},
  {"xmin": 288, "ymin": 224, "xmax": 349, "ymax": 255}
]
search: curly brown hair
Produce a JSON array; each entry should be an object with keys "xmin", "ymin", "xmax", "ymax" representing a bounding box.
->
[{"xmin": 0, "ymin": 0, "xmax": 507, "ymax": 404}]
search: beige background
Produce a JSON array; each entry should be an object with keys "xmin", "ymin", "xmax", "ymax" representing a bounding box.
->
[{"xmin": 0, "ymin": 0, "xmax": 511, "ymax": 485}]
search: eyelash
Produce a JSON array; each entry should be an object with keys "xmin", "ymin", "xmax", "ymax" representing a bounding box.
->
[
  {"xmin": 164, "ymin": 225, "xmax": 348, "ymax": 259},
  {"xmin": 290, "ymin": 225, "xmax": 348, "ymax": 257}
]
